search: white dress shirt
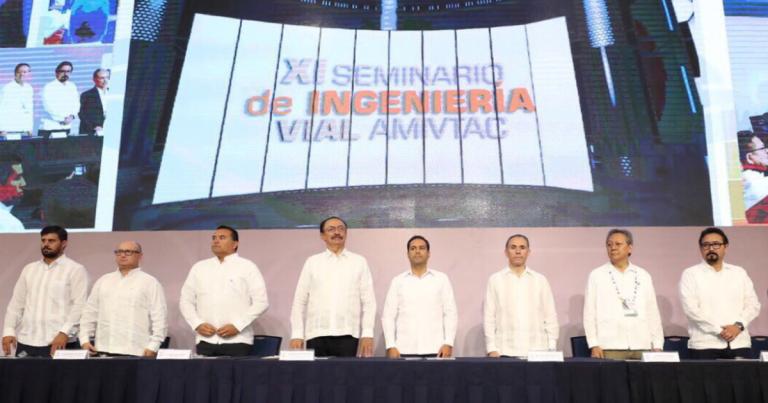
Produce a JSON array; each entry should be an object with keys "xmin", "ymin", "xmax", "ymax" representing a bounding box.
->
[
  {"xmin": 381, "ymin": 269, "xmax": 457, "ymax": 355},
  {"xmin": 742, "ymin": 169, "xmax": 768, "ymax": 209},
  {"xmin": 484, "ymin": 266, "xmax": 559, "ymax": 357},
  {"xmin": 679, "ymin": 261, "xmax": 761, "ymax": 350},
  {"xmin": 40, "ymin": 79, "xmax": 79, "ymax": 130},
  {"xmin": 0, "ymin": 80, "xmax": 33, "ymax": 132},
  {"xmin": 179, "ymin": 253, "xmax": 269, "ymax": 345},
  {"xmin": 97, "ymin": 87, "xmax": 107, "ymax": 117},
  {"xmin": 2, "ymin": 255, "xmax": 88, "ymax": 347},
  {"xmin": 583, "ymin": 262, "xmax": 664, "ymax": 350},
  {"xmin": 79, "ymin": 268, "xmax": 167, "ymax": 356},
  {"xmin": 290, "ymin": 249, "xmax": 376, "ymax": 341}
]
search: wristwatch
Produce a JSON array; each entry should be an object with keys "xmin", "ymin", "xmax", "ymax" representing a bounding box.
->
[{"xmin": 734, "ymin": 321, "xmax": 745, "ymax": 331}]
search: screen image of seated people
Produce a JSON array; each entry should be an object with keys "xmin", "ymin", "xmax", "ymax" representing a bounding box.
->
[
  {"xmin": 0, "ymin": 0, "xmax": 131, "ymax": 232},
  {"xmin": 723, "ymin": 1, "xmax": 768, "ymax": 223}
]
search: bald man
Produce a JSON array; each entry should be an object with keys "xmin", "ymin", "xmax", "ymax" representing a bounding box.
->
[{"xmin": 80, "ymin": 241, "xmax": 167, "ymax": 357}]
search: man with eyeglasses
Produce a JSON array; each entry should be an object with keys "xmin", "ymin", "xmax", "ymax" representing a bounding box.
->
[
  {"xmin": 39, "ymin": 61, "xmax": 80, "ymax": 138},
  {"xmin": 679, "ymin": 227, "xmax": 761, "ymax": 359},
  {"xmin": 737, "ymin": 131, "xmax": 768, "ymax": 222},
  {"xmin": 289, "ymin": 216, "xmax": 376, "ymax": 357},
  {"xmin": 2, "ymin": 226, "xmax": 88, "ymax": 357},
  {"xmin": 583, "ymin": 228, "xmax": 664, "ymax": 360},
  {"xmin": 179, "ymin": 225, "xmax": 268, "ymax": 357},
  {"xmin": 79, "ymin": 241, "xmax": 167, "ymax": 357}
]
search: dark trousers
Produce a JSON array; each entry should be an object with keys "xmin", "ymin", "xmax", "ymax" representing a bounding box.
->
[
  {"xmin": 16, "ymin": 341, "xmax": 80, "ymax": 358},
  {"xmin": 306, "ymin": 335, "xmax": 358, "ymax": 357},
  {"xmin": 689, "ymin": 347, "xmax": 752, "ymax": 359},
  {"xmin": 196, "ymin": 341, "xmax": 251, "ymax": 357}
]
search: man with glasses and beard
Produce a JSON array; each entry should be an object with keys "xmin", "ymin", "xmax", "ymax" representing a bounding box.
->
[
  {"xmin": 39, "ymin": 61, "xmax": 80, "ymax": 137},
  {"xmin": 2, "ymin": 226, "xmax": 88, "ymax": 357},
  {"xmin": 680, "ymin": 227, "xmax": 761, "ymax": 359}
]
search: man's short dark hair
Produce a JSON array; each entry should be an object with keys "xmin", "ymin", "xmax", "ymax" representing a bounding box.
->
[
  {"xmin": 319, "ymin": 216, "xmax": 347, "ymax": 233},
  {"xmin": 55, "ymin": 61, "xmax": 73, "ymax": 73},
  {"xmin": 738, "ymin": 130, "xmax": 759, "ymax": 162},
  {"xmin": 505, "ymin": 234, "xmax": 530, "ymax": 248},
  {"xmin": 93, "ymin": 68, "xmax": 110, "ymax": 79},
  {"xmin": 699, "ymin": 227, "xmax": 728, "ymax": 246},
  {"xmin": 216, "ymin": 225, "xmax": 239, "ymax": 242},
  {"xmin": 14, "ymin": 63, "xmax": 30, "ymax": 74},
  {"xmin": 40, "ymin": 225, "xmax": 67, "ymax": 241},
  {"xmin": 407, "ymin": 235, "xmax": 430, "ymax": 251},
  {"xmin": 606, "ymin": 228, "xmax": 633, "ymax": 245}
]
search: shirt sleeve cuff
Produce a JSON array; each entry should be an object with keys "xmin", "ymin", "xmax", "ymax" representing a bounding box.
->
[
  {"xmin": 2, "ymin": 328, "xmax": 16, "ymax": 338},
  {"xmin": 360, "ymin": 329, "xmax": 374, "ymax": 338},
  {"xmin": 58, "ymin": 324, "xmax": 74, "ymax": 337},
  {"xmin": 78, "ymin": 335, "xmax": 90, "ymax": 347},
  {"xmin": 232, "ymin": 318, "xmax": 250, "ymax": 333},
  {"xmin": 189, "ymin": 319, "xmax": 204, "ymax": 332},
  {"xmin": 146, "ymin": 340, "xmax": 162, "ymax": 352},
  {"xmin": 290, "ymin": 331, "xmax": 304, "ymax": 340}
]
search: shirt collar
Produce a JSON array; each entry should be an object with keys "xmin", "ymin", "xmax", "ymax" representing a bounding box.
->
[
  {"xmin": 324, "ymin": 248, "xmax": 348, "ymax": 258},
  {"xmin": 405, "ymin": 268, "xmax": 433, "ymax": 278},
  {"xmin": 41, "ymin": 254, "xmax": 67, "ymax": 269},
  {"xmin": 216, "ymin": 253, "xmax": 238, "ymax": 264},
  {"xmin": 700, "ymin": 260, "xmax": 730, "ymax": 272},
  {"xmin": 116, "ymin": 267, "xmax": 142, "ymax": 277},
  {"xmin": 608, "ymin": 262, "xmax": 636, "ymax": 274},
  {"xmin": 504, "ymin": 266, "xmax": 531, "ymax": 276}
]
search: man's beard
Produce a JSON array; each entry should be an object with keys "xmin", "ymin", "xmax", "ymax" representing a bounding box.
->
[
  {"xmin": 41, "ymin": 248, "xmax": 61, "ymax": 259},
  {"xmin": 705, "ymin": 252, "xmax": 719, "ymax": 264}
]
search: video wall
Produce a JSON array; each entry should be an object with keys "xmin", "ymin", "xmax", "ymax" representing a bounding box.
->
[{"xmin": 1, "ymin": 0, "xmax": 766, "ymax": 231}]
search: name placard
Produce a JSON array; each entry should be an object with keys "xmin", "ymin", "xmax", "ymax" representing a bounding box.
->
[
  {"xmin": 641, "ymin": 352, "xmax": 680, "ymax": 362},
  {"xmin": 53, "ymin": 349, "xmax": 89, "ymax": 360},
  {"xmin": 527, "ymin": 351, "xmax": 564, "ymax": 362},
  {"xmin": 157, "ymin": 349, "xmax": 192, "ymax": 360},
  {"xmin": 279, "ymin": 349, "xmax": 315, "ymax": 361},
  {"xmin": 760, "ymin": 351, "xmax": 768, "ymax": 362}
]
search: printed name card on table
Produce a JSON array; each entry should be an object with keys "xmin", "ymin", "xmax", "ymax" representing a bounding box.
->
[
  {"xmin": 53, "ymin": 349, "xmax": 89, "ymax": 360},
  {"xmin": 527, "ymin": 351, "xmax": 564, "ymax": 362},
  {"xmin": 641, "ymin": 352, "xmax": 680, "ymax": 362},
  {"xmin": 279, "ymin": 349, "xmax": 315, "ymax": 361},
  {"xmin": 157, "ymin": 349, "xmax": 192, "ymax": 360},
  {"xmin": 760, "ymin": 352, "xmax": 768, "ymax": 362}
]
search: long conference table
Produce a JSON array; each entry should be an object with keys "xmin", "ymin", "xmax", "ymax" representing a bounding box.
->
[{"xmin": 1, "ymin": 357, "xmax": 768, "ymax": 403}]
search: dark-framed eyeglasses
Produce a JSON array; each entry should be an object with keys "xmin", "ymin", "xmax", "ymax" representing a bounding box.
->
[
  {"xmin": 699, "ymin": 242, "xmax": 724, "ymax": 250},
  {"xmin": 114, "ymin": 249, "xmax": 141, "ymax": 256}
]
